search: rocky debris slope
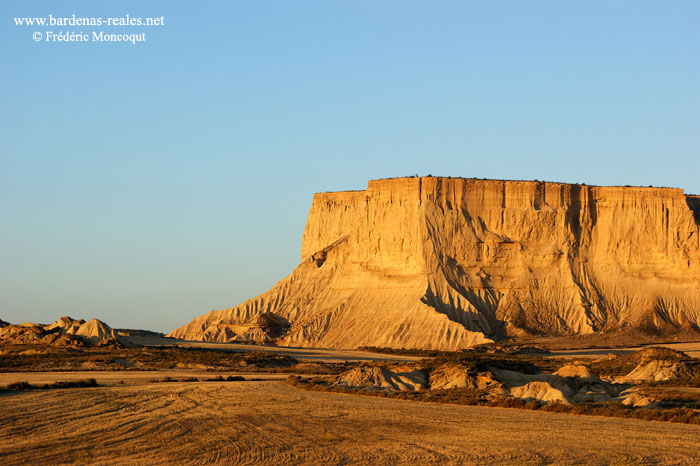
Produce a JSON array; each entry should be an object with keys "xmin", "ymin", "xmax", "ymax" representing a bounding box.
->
[
  {"xmin": 0, "ymin": 316, "xmax": 126, "ymax": 347},
  {"xmin": 170, "ymin": 177, "xmax": 700, "ymax": 350},
  {"xmin": 328, "ymin": 348, "xmax": 695, "ymax": 408}
]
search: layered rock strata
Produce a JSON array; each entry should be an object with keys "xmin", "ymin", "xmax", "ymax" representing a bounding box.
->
[{"xmin": 169, "ymin": 177, "xmax": 700, "ymax": 350}]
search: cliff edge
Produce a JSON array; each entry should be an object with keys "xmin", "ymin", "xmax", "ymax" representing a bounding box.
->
[{"xmin": 169, "ymin": 177, "xmax": 700, "ymax": 350}]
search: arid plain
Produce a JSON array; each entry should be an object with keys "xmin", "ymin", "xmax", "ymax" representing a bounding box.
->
[{"xmin": 2, "ymin": 377, "xmax": 700, "ymax": 465}]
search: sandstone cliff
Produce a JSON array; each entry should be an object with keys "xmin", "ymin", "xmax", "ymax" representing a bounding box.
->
[{"xmin": 169, "ymin": 177, "xmax": 700, "ymax": 350}]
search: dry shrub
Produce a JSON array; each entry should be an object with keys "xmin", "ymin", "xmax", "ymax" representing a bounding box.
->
[
  {"xmin": 524, "ymin": 401, "xmax": 541, "ymax": 410},
  {"xmin": 3, "ymin": 381, "xmax": 32, "ymax": 391},
  {"xmin": 540, "ymin": 401, "xmax": 570, "ymax": 413},
  {"xmin": 44, "ymin": 378, "xmax": 97, "ymax": 389},
  {"xmin": 1, "ymin": 379, "xmax": 98, "ymax": 392}
]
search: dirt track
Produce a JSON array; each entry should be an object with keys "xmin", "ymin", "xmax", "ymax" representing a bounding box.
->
[
  {"xmin": 130, "ymin": 335, "xmax": 700, "ymax": 361},
  {"xmin": 2, "ymin": 380, "xmax": 700, "ymax": 465},
  {"xmin": 550, "ymin": 341, "xmax": 700, "ymax": 359},
  {"xmin": 123, "ymin": 335, "xmax": 421, "ymax": 362}
]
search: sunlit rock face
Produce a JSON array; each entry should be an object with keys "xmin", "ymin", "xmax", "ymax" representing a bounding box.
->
[
  {"xmin": 168, "ymin": 177, "xmax": 700, "ymax": 350},
  {"xmin": 0, "ymin": 316, "xmax": 124, "ymax": 347}
]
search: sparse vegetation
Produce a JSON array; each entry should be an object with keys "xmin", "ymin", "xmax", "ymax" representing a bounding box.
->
[
  {"xmin": 147, "ymin": 375, "xmax": 248, "ymax": 384},
  {"xmin": 0, "ymin": 378, "xmax": 98, "ymax": 392},
  {"xmin": 286, "ymin": 375, "xmax": 700, "ymax": 425},
  {"xmin": 644, "ymin": 376, "xmax": 700, "ymax": 388},
  {"xmin": 0, "ymin": 344, "xmax": 299, "ymax": 372},
  {"xmin": 359, "ymin": 347, "xmax": 560, "ymax": 373}
]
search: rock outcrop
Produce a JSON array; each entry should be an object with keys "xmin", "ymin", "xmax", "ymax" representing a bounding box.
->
[
  {"xmin": 334, "ymin": 366, "xmax": 427, "ymax": 392},
  {"xmin": 491, "ymin": 366, "xmax": 627, "ymax": 405},
  {"xmin": 0, "ymin": 316, "xmax": 125, "ymax": 347},
  {"xmin": 169, "ymin": 177, "xmax": 700, "ymax": 350},
  {"xmin": 331, "ymin": 361, "xmax": 636, "ymax": 406},
  {"xmin": 622, "ymin": 347, "xmax": 699, "ymax": 382},
  {"xmin": 429, "ymin": 362, "xmax": 502, "ymax": 390}
]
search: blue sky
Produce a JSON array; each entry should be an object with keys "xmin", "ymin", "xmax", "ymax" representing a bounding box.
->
[{"xmin": 1, "ymin": 1, "xmax": 698, "ymax": 332}]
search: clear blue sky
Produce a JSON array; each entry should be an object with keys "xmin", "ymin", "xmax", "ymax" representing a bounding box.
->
[{"xmin": 2, "ymin": 1, "xmax": 698, "ymax": 332}]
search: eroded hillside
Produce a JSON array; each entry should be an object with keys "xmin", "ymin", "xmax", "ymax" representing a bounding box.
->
[
  {"xmin": 169, "ymin": 177, "xmax": 700, "ymax": 350},
  {"xmin": 0, "ymin": 316, "xmax": 125, "ymax": 347}
]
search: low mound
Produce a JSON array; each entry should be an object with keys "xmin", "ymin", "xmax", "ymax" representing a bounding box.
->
[
  {"xmin": 619, "ymin": 389, "xmax": 657, "ymax": 408},
  {"xmin": 554, "ymin": 364, "xmax": 599, "ymax": 381},
  {"xmin": 620, "ymin": 347, "xmax": 698, "ymax": 382},
  {"xmin": 625, "ymin": 359, "xmax": 698, "ymax": 382},
  {"xmin": 429, "ymin": 363, "xmax": 473, "ymax": 390},
  {"xmin": 334, "ymin": 366, "xmax": 427, "ymax": 392},
  {"xmin": 510, "ymin": 382, "xmax": 571, "ymax": 405},
  {"xmin": 429, "ymin": 363, "xmax": 501, "ymax": 390}
]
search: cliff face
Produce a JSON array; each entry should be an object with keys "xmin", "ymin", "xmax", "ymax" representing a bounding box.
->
[{"xmin": 168, "ymin": 177, "xmax": 700, "ymax": 350}]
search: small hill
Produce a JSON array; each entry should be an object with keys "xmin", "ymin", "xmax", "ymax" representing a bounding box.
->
[
  {"xmin": 623, "ymin": 347, "xmax": 699, "ymax": 381},
  {"xmin": 554, "ymin": 363, "xmax": 599, "ymax": 381},
  {"xmin": 0, "ymin": 316, "xmax": 127, "ymax": 347},
  {"xmin": 334, "ymin": 365, "xmax": 427, "ymax": 392}
]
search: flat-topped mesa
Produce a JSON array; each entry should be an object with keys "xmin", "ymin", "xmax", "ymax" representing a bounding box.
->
[{"xmin": 169, "ymin": 177, "xmax": 700, "ymax": 350}]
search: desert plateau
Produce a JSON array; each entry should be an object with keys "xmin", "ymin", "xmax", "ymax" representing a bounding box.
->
[
  {"xmin": 171, "ymin": 177, "xmax": 700, "ymax": 350},
  {"xmin": 3, "ymin": 178, "xmax": 700, "ymax": 465}
]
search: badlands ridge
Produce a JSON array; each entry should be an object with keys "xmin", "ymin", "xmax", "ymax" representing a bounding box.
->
[
  {"xmin": 169, "ymin": 177, "xmax": 700, "ymax": 350},
  {"xmin": 0, "ymin": 316, "xmax": 124, "ymax": 347}
]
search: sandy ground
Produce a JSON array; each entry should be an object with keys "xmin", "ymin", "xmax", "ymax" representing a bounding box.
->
[
  {"xmin": 124, "ymin": 335, "xmax": 421, "ymax": 362},
  {"xmin": 2, "ymin": 380, "xmax": 700, "ymax": 465}
]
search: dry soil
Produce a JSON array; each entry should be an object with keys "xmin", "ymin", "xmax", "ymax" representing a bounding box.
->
[{"xmin": 2, "ymin": 379, "xmax": 700, "ymax": 465}]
